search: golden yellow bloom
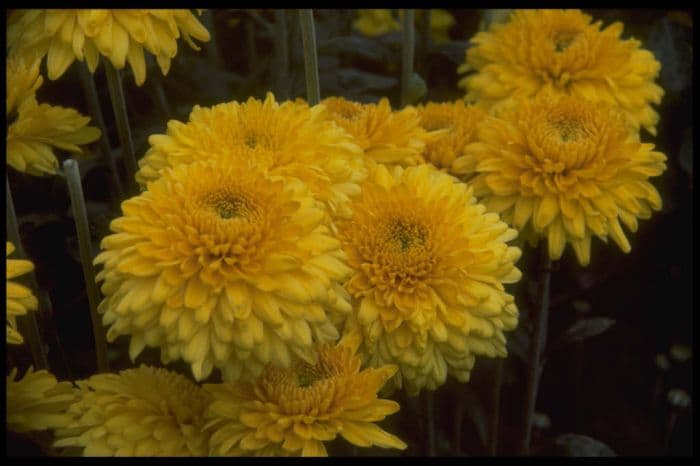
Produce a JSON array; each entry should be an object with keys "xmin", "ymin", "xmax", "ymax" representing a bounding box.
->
[
  {"xmin": 7, "ymin": 367, "xmax": 76, "ymax": 433},
  {"xmin": 462, "ymin": 94, "xmax": 666, "ymax": 266},
  {"xmin": 204, "ymin": 341, "xmax": 406, "ymax": 456},
  {"xmin": 322, "ymin": 96, "xmax": 431, "ymax": 168},
  {"xmin": 458, "ymin": 9, "xmax": 664, "ymax": 135},
  {"xmin": 136, "ymin": 93, "xmax": 365, "ymax": 218},
  {"xmin": 95, "ymin": 159, "xmax": 352, "ymax": 382},
  {"xmin": 414, "ymin": 100, "xmax": 487, "ymax": 176},
  {"xmin": 354, "ymin": 9, "xmax": 455, "ymax": 44},
  {"xmin": 338, "ymin": 164, "xmax": 521, "ymax": 395},
  {"xmin": 53, "ymin": 365, "xmax": 210, "ymax": 456},
  {"xmin": 7, "ymin": 9, "xmax": 210, "ymax": 86},
  {"xmin": 6, "ymin": 55, "xmax": 101, "ymax": 176},
  {"xmin": 6, "ymin": 242, "xmax": 38, "ymax": 345}
]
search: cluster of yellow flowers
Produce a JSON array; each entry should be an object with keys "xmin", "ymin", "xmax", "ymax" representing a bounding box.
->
[{"xmin": 5, "ymin": 9, "xmax": 668, "ymax": 458}]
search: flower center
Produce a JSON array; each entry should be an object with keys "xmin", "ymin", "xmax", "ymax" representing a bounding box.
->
[
  {"xmin": 421, "ymin": 115, "xmax": 453, "ymax": 132},
  {"xmin": 204, "ymin": 190, "xmax": 256, "ymax": 220},
  {"xmin": 294, "ymin": 361, "xmax": 332, "ymax": 388},
  {"xmin": 384, "ymin": 218, "xmax": 427, "ymax": 253},
  {"xmin": 552, "ymin": 30, "xmax": 579, "ymax": 52},
  {"xmin": 549, "ymin": 115, "xmax": 585, "ymax": 143}
]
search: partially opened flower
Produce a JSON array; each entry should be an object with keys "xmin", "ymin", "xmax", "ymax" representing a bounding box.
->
[
  {"xmin": 458, "ymin": 9, "xmax": 664, "ymax": 135},
  {"xmin": 136, "ymin": 93, "xmax": 365, "ymax": 218},
  {"xmin": 6, "ymin": 242, "xmax": 38, "ymax": 345},
  {"xmin": 204, "ymin": 341, "xmax": 406, "ymax": 456},
  {"xmin": 6, "ymin": 54, "xmax": 101, "ymax": 176},
  {"xmin": 414, "ymin": 100, "xmax": 486, "ymax": 177},
  {"xmin": 7, "ymin": 367, "xmax": 76, "ymax": 433},
  {"xmin": 322, "ymin": 96, "xmax": 432, "ymax": 168},
  {"xmin": 7, "ymin": 9, "xmax": 210, "ymax": 86},
  {"xmin": 353, "ymin": 9, "xmax": 455, "ymax": 44},
  {"xmin": 463, "ymin": 94, "xmax": 666, "ymax": 266},
  {"xmin": 338, "ymin": 164, "xmax": 521, "ymax": 395},
  {"xmin": 95, "ymin": 159, "xmax": 352, "ymax": 382},
  {"xmin": 53, "ymin": 365, "xmax": 210, "ymax": 456}
]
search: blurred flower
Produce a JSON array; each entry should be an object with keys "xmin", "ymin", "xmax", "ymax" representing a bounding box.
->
[
  {"xmin": 463, "ymin": 94, "xmax": 666, "ymax": 266},
  {"xmin": 655, "ymin": 353, "xmax": 671, "ymax": 371},
  {"xmin": 458, "ymin": 9, "xmax": 664, "ymax": 135},
  {"xmin": 338, "ymin": 164, "xmax": 521, "ymax": 395},
  {"xmin": 53, "ymin": 365, "xmax": 210, "ymax": 456},
  {"xmin": 7, "ymin": 367, "xmax": 76, "ymax": 433},
  {"xmin": 6, "ymin": 54, "xmax": 101, "ymax": 176},
  {"xmin": 95, "ymin": 160, "xmax": 351, "ymax": 382},
  {"xmin": 6, "ymin": 242, "xmax": 38, "ymax": 345},
  {"xmin": 7, "ymin": 9, "xmax": 210, "ymax": 86},
  {"xmin": 322, "ymin": 96, "xmax": 433, "ymax": 168},
  {"xmin": 666, "ymin": 388, "xmax": 691, "ymax": 410},
  {"xmin": 669, "ymin": 344, "xmax": 692, "ymax": 362},
  {"xmin": 204, "ymin": 341, "xmax": 406, "ymax": 456},
  {"xmin": 414, "ymin": 100, "xmax": 486, "ymax": 176},
  {"xmin": 136, "ymin": 93, "xmax": 365, "ymax": 218},
  {"xmin": 353, "ymin": 9, "xmax": 455, "ymax": 44}
]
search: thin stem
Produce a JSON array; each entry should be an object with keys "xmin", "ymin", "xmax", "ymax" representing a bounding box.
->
[
  {"xmin": 489, "ymin": 358, "xmax": 504, "ymax": 456},
  {"xmin": 104, "ymin": 59, "xmax": 138, "ymax": 195},
  {"xmin": 274, "ymin": 10, "xmax": 290, "ymax": 100},
  {"xmin": 518, "ymin": 246, "xmax": 551, "ymax": 455},
  {"xmin": 6, "ymin": 176, "xmax": 48, "ymax": 370},
  {"xmin": 298, "ymin": 9, "xmax": 320, "ymax": 105},
  {"xmin": 426, "ymin": 390, "xmax": 436, "ymax": 456},
  {"xmin": 77, "ymin": 61, "xmax": 124, "ymax": 201},
  {"xmin": 63, "ymin": 159, "xmax": 110, "ymax": 373},
  {"xmin": 400, "ymin": 9, "xmax": 415, "ymax": 108}
]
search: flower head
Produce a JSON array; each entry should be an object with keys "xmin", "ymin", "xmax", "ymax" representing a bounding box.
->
[
  {"xmin": 322, "ymin": 96, "xmax": 431, "ymax": 168},
  {"xmin": 458, "ymin": 9, "xmax": 664, "ymax": 135},
  {"xmin": 414, "ymin": 100, "xmax": 487, "ymax": 176},
  {"xmin": 463, "ymin": 94, "xmax": 666, "ymax": 266},
  {"xmin": 136, "ymin": 93, "xmax": 365, "ymax": 218},
  {"xmin": 6, "ymin": 54, "xmax": 101, "ymax": 176},
  {"xmin": 7, "ymin": 9, "xmax": 210, "ymax": 86},
  {"xmin": 354, "ymin": 9, "xmax": 455, "ymax": 44},
  {"xmin": 338, "ymin": 164, "xmax": 521, "ymax": 395},
  {"xmin": 6, "ymin": 242, "xmax": 38, "ymax": 345},
  {"xmin": 95, "ymin": 159, "xmax": 352, "ymax": 382},
  {"xmin": 7, "ymin": 367, "xmax": 76, "ymax": 433},
  {"xmin": 53, "ymin": 365, "xmax": 211, "ymax": 456},
  {"xmin": 204, "ymin": 341, "xmax": 406, "ymax": 456}
]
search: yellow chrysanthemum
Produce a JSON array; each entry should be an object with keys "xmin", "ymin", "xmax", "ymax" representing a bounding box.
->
[
  {"xmin": 136, "ymin": 93, "xmax": 365, "ymax": 218},
  {"xmin": 353, "ymin": 9, "xmax": 455, "ymax": 44},
  {"xmin": 458, "ymin": 9, "xmax": 664, "ymax": 135},
  {"xmin": 7, "ymin": 367, "xmax": 77, "ymax": 433},
  {"xmin": 338, "ymin": 164, "xmax": 521, "ymax": 395},
  {"xmin": 53, "ymin": 365, "xmax": 211, "ymax": 456},
  {"xmin": 6, "ymin": 55, "xmax": 101, "ymax": 176},
  {"xmin": 462, "ymin": 94, "xmax": 666, "ymax": 266},
  {"xmin": 95, "ymin": 159, "xmax": 352, "ymax": 382},
  {"xmin": 322, "ymin": 96, "xmax": 432, "ymax": 168},
  {"xmin": 7, "ymin": 9, "xmax": 210, "ymax": 86},
  {"xmin": 414, "ymin": 100, "xmax": 487, "ymax": 176},
  {"xmin": 204, "ymin": 341, "xmax": 406, "ymax": 456},
  {"xmin": 6, "ymin": 242, "xmax": 38, "ymax": 345}
]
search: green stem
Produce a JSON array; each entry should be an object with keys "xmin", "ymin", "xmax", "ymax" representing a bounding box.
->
[
  {"xmin": 274, "ymin": 10, "xmax": 290, "ymax": 100},
  {"xmin": 400, "ymin": 9, "xmax": 415, "ymax": 108},
  {"xmin": 77, "ymin": 61, "xmax": 124, "ymax": 201},
  {"xmin": 6, "ymin": 176, "xmax": 48, "ymax": 370},
  {"xmin": 104, "ymin": 59, "xmax": 138, "ymax": 195},
  {"xmin": 518, "ymin": 246, "xmax": 551, "ymax": 455},
  {"xmin": 298, "ymin": 9, "xmax": 320, "ymax": 105},
  {"xmin": 489, "ymin": 358, "xmax": 504, "ymax": 456},
  {"xmin": 63, "ymin": 159, "xmax": 110, "ymax": 373}
]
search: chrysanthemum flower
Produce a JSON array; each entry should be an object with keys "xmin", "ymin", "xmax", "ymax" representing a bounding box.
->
[
  {"xmin": 7, "ymin": 367, "xmax": 76, "ymax": 433},
  {"xmin": 95, "ymin": 159, "xmax": 352, "ymax": 382},
  {"xmin": 414, "ymin": 100, "xmax": 486, "ymax": 176},
  {"xmin": 6, "ymin": 242, "xmax": 39, "ymax": 345},
  {"xmin": 6, "ymin": 55, "xmax": 101, "ymax": 176},
  {"xmin": 353, "ymin": 9, "xmax": 455, "ymax": 44},
  {"xmin": 462, "ymin": 94, "xmax": 666, "ymax": 266},
  {"xmin": 204, "ymin": 341, "xmax": 406, "ymax": 456},
  {"xmin": 7, "ymin": 9, "xmax": 210, "ymax": 86},
  {"xmin": 338, "ymin": 164, "xmax": 521, "ymax": 395},
  {"xmin": 322, "ymin": 96, "xmax": 432, "ymax": 168},
  {"xmin": 53, "ymin": 365, "xmax": 210, "ymax": 456},
  {"xmin": 458, "ymin": 9, "xmax": 664, "ymax": 135},
  {"xmin": 136, "ymin": 93, "xmax": 365, "ymax": 218}
]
